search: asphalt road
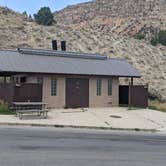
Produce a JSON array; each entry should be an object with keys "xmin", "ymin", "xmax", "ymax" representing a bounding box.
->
[{"xmin": 0, "ymin": 126, "xmax": 166, "ymax": 166}]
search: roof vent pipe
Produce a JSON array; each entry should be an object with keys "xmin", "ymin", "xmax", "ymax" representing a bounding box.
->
[
  {"xmin": 61, "ymin": 41, "xmax": 66, "ymax": 51},
  {"xmin": 52, "ymin": 40, "xmax": 58, "ymax": 50}
]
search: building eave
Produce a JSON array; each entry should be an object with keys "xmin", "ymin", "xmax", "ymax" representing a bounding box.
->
[{"xmin": 0, "ymin": 71, "xmax": 141, "ymax": 78}]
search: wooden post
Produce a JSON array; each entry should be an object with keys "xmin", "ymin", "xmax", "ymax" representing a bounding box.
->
[
  {"xmin": 129, "ymin": 82, "xmax": 131, "ymax": 108},
  {"xmin": 131, "ymin": 77, "xmax": 133, "ymax": 86},
  {"xmin": 129, "ymin": 77, "xmax": 134, "ymax": 108}
]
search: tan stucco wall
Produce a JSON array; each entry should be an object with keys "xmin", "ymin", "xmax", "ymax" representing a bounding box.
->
[
  {"xmin": 111, "ymin": 78, "xmax": 119, "ymax": 106},
  {"xmin": 42, "ymin": 77, "xmax": 65, "ymax": 108},
  {"xmin": 42, "ymin": 76, "xmax": 119, "ymax": 108},
  {"xmin": 89, "ymin": 77, "xmax": 119, "ymax": 107}
]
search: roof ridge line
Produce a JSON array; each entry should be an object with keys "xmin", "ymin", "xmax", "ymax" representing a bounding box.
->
[
  {"xmin": 0, "ymin": 49, "xmax": 17, "ymax": 52},
  {"xmin": 17, "ymin": 48, "xmax": 105, "ymax": 56},
  {"xmin": 17, "ymin": 48, "xmax": 107, "ymax": 60},
  {"xmin": 107, "ymin": 57, "xmax": 126, "ymax": 61}
]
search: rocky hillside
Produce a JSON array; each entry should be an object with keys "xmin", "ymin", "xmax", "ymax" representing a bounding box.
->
[
  {"xmin": 0, "ymin": 0, "xmax": 166, "ymax": 101},
  {"xmin": 55, "ymin": 0, "xmax": 166, "ymax": 37},
  {"xmin": 55, "ymin": 0, "xmax": 166, "ymax": 23}
]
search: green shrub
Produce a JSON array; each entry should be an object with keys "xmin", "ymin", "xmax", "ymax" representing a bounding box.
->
[
  {"xmin": 148, "ymin": 90, "xmax": 162, "ymax": 102},
  {"xmin": 158, "ymin": 30, "xmax": 166, "ymax": 46},
  {"xmin": 22, "ymin": 11, "xmax": 28, "ymax": 17},
  {"xmin": 151, "ymin": 36, "xmax": 158, "ymax": 46},
  {"xmin": 0, "ymin": 100, "xmax": 14, "ymax": 115},
  {"xmin": 135, "ymin": 33, "xmax": 145, "ymax": 40},
  {"xmin": 148, "ymin": 105, "xmax": 157, "ymax": 110},
  {"xmin": 34, "ymin": 7, "xmax": 54, "ymax": 26},
  {"xmin": 150, "ymin": 30, "xmax": 166, "ymax": 46},
  {"xmin": 128, "ymin": 106, "xmax": 145, "ymax": 110}
]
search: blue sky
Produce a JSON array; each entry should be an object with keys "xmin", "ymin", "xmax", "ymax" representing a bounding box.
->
[{"xmin": 0, "ymin": 0, "xmax": 90, "ymax": 15}]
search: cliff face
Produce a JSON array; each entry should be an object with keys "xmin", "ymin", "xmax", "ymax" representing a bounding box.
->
[
  {"xmin": 0, "ymin": 0, "xmax": 166, "ymax": 101},
  {"xmin": 55, "ymin": 0, "xmax": 166, "ymax": 24},
  {"xmin": 54, "ymin": 0, "xmax": 166, "ymax": 37}
]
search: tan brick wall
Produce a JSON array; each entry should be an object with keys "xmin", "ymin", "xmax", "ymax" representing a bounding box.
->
[
  {"xmin": 89, "ymin": 77, "xmax": 119, "ymax": 107},
  {"xmin": 42, "ymin": 77, "xmax": 65, "ymax": 108}
]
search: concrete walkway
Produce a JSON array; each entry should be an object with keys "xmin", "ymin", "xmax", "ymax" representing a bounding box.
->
[{"xmin": 0, "ymin": 107, "xmax": 166, "ymax": 131}]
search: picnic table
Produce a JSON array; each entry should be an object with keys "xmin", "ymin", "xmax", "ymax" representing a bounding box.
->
[{"xmin": 12, "ymin": 102, "xmax": 48, "ymax": 120}]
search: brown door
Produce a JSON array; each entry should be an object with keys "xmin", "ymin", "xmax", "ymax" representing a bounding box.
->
[
  {"xmin": 129, "ymin": 85, "xmax": 148, "ymax": 108},
  {"xmin": 66, "ymin": 78, "xmax": 89, "ymax": 108}
]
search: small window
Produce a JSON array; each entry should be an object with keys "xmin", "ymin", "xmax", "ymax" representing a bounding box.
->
[
  {"xmin": 96, "ymin": 79, "xmax": 102, "ymax": 96},
  {"xmin": 108, "ymin": 79, "xmax": 112, "ymax": 96},
  {"xmin": 51, "ymin": 78, "xmax": 57, "ymax": 96}
]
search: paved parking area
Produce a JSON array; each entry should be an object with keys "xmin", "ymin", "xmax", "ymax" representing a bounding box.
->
[{"xmin": 0, "ymin": 107, "xmax": 166, "ymax": 131}]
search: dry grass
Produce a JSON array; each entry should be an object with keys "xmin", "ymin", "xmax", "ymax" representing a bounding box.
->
[{"xmin": 149, "ymin": 100, "xmax": 166, "ymax": 112}]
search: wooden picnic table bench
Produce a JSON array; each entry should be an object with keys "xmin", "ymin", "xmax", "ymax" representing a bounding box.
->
[
  {"xmin": 12, "ymin": 102, "xmax": 48, "ymax": 120},
  {"xmin": 17, "ymin": 109, "xmax": 48, "ymax": 120}
]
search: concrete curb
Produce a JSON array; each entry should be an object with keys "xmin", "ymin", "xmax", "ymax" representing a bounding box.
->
[{"xmin": 0, "ymin": 122, "xmax": 158, "ymax": 132}]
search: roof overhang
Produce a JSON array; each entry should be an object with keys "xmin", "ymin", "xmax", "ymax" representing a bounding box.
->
[{"xmin": 0, "ymin": 71, "xmax": 141, "ymax": 78}]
